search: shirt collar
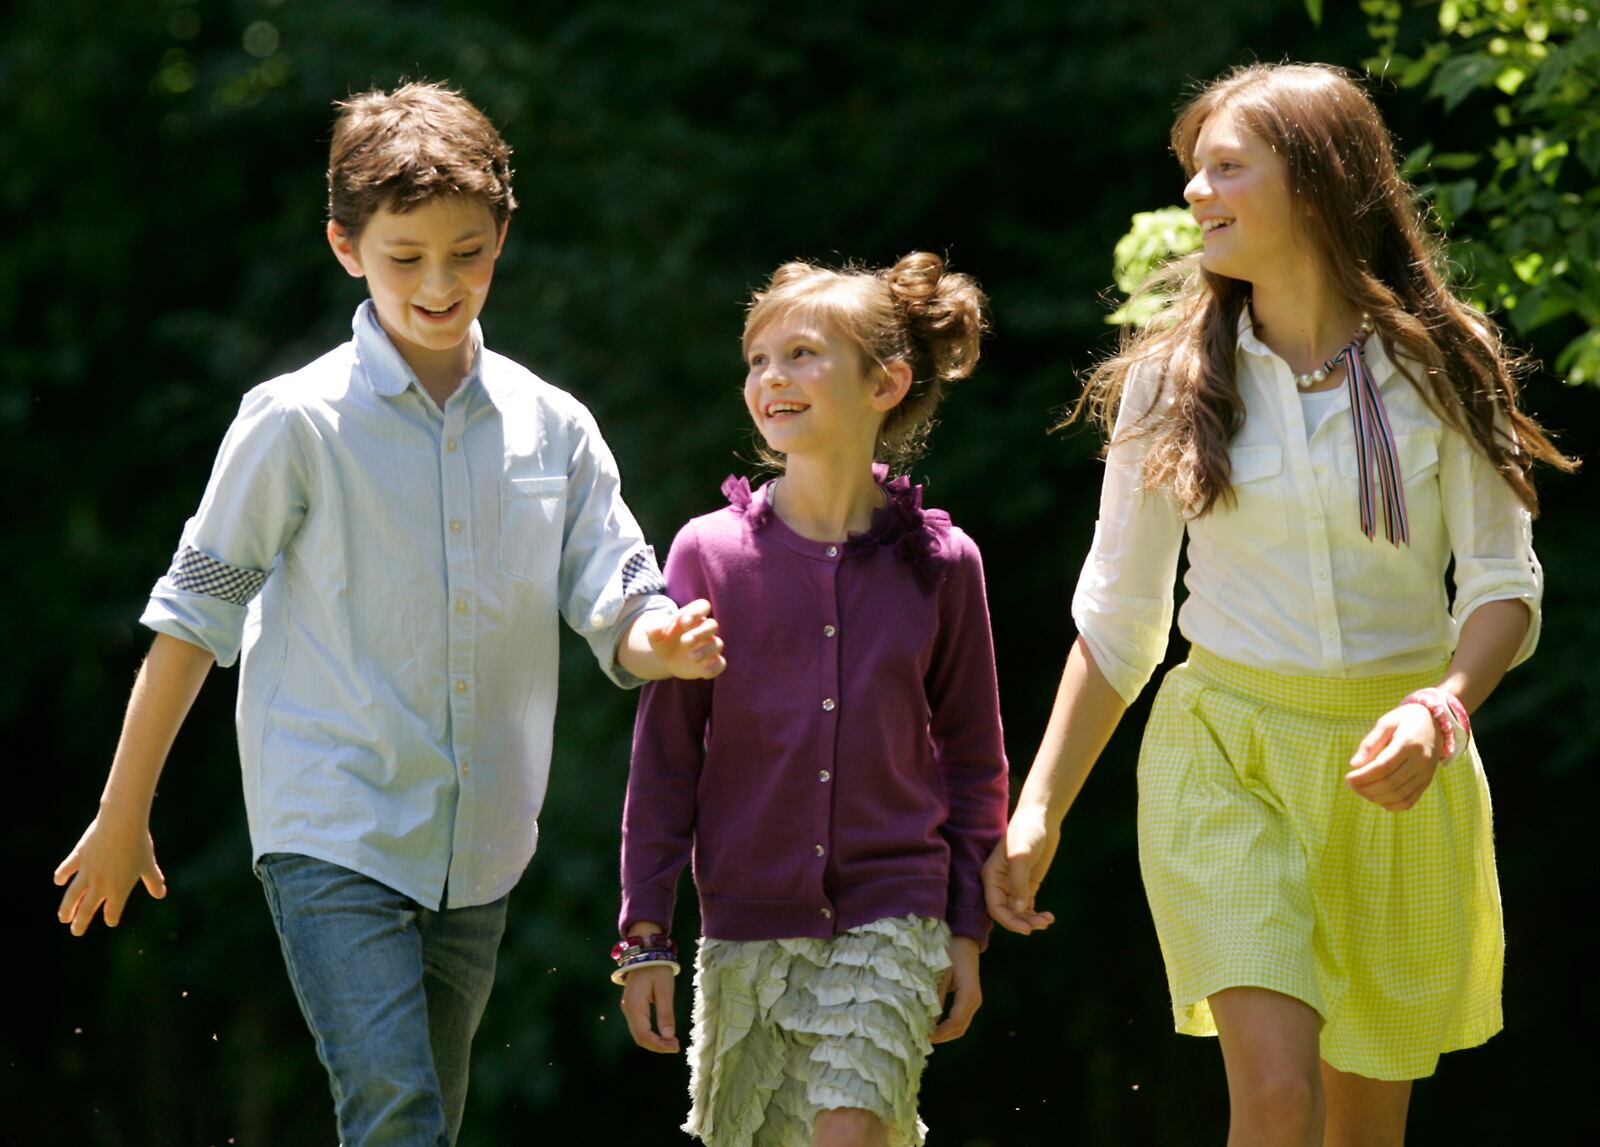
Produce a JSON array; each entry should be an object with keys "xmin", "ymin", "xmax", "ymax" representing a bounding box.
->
[
  {"xmin": 1235, "ymin": 305, "xmax": 1400, "ymax": 385},
  {"xmin": 352, "ymin": 299, "xmax": 485, "ymax": 400}
]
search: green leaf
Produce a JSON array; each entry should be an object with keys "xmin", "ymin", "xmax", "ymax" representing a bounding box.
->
[
  {"xmin": 1578, "ymin": 131, "xmax": 1600, "ymax": 175},
  {"xmin": 1554, "ymin": 329, "xmax": 1600, "ymax": 386},
  {"xmin": 1429, "ymin": 151, "xmax": 1482, "ymax": 170},
  {"xmin": 1446, "ymin": 177, "xmax": 1479, "ymax": 220},
  {"xmin": 1305, "ymin": 0, "xmax": 1323, "ymax": 26},
  {"xmin": 1430, "ymin": 53, "xmax": 1503, "ymax": 111}
]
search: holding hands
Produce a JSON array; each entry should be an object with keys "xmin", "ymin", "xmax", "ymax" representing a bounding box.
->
[
  {"xmin": 628, "ymin": 598, "xmax": 726, "ymax": 681},
  {"xmin": 981, "ymin": 803, "xmax": 1059, "ymax": 937}
]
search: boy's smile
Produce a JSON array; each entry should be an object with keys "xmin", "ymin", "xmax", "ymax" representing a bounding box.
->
[{"xmin": 328, "ymin": 196, "xmax": 507, "ymax": 399}]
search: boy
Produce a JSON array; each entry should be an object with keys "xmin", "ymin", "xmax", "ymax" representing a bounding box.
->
[{"xmin": 53, "ymin": 82, "xmax": 724, "ymax": 1146}]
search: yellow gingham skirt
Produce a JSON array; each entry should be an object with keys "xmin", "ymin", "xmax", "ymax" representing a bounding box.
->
[{"xmin": 1137, "ymin": 648, "xmax": 1503, "ymax": 1080}]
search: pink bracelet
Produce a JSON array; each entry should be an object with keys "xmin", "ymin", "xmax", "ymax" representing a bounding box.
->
[{"xmin": 1400, "ymin": 687, "xmax": 1471, "ymax": 764}]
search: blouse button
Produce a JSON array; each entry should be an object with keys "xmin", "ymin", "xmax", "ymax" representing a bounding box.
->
[
  {"xmin": 454, "ymin": 679, "xmax": 469, "ymax": 694},
  {"xmin": 821, "ymin": 698, "xmax": 836, "ymax": 712},
  {"xmin": 824, "ymin": 544, "xmax": 839, "ymax": 558},
  {"xmin": 445, "ymin": 438, "xmax": 458, "ymax": 454},
  {"xmin": 814, "ymin": 844, "xmax": 826, "ymax": 857},
  {"xmin": 823, "ymin": 624, "xmax": 837, "ymax": 638},
  {"xmin": 820, "ymin": 907, "xmax": 833, "ymax": 920},
  {"xmin": 449, "ymin": 519, "xmax": 464, "ymax": 534},
  {"xmin": 819, "ymin": 770, "xmax": 831, "ymax": 783}
]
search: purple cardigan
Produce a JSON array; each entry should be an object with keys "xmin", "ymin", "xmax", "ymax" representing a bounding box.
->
[{"xmin": 619, "ymin": 473, "xmax": 1008, "ymax": 945}]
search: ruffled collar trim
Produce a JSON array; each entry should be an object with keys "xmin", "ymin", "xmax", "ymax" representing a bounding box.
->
[{"xmin": 721, "ymin": 464, "xmax": 951, "ymax": 591}]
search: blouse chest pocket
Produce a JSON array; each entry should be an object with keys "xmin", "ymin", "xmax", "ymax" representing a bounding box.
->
[
  {"xmin": 499, "ymin": 474, "xmax": 565, "ymax": 583},
  {"xmin": 1336, "ymin": 431, "xmax": 1441, "ymax": 487},
  {"xmin": 1207, "ymin": 443, "xmax": 1287, "ymax": 553}
]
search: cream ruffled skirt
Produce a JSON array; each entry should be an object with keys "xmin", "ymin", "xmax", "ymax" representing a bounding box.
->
[{"xmin": 684, "ymin": 915, "xmax": 951, "ymax": 1147}]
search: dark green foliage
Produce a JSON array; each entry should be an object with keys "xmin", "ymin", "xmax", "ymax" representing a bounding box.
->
[{"xmin": 7, "ymin": 2, "xmax": 1593, "ymax": 1144}]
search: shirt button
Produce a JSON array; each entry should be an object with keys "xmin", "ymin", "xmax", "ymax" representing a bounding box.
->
[
  {"xmin": 454, "ymin": 679, "xmax": 469, "ymax": 694},
  {"xmin": 449, "ymin": 519, "xmax": 464, "ymax": 534},
  {"xmin": 1315, "ymin": 568, "xmax": 1329, "ymax": 580},
  {"xmin": 814, "ymin": 844, "xmax": 826, "ymax": 857},
  {"xmin": 589, "ymin": 610, "xmax": 606, "ymax": 629},
  {"xmin": 821, "ymin": 698, "xmax": 836, "ymax": 712},
  {"xmin": 824, "ymin": 545, "xmax": 839, "ymax": 558},
  {"xmin": 819, "ymin": 770, "xmax": 831, "ymax": 783},
  {"xmin": 445, "ymin": 438, "xmax": 458, "ymax": 454},
  {"xmin": 1324, "ymin": 626, "xmax": 1339, "ymax": 640},
  {"xmin": 455, "ymin": 598, "xmax": 469, "ymax": 614},
  {"xmin": 461, "ymin": 763, "xmax": 472, "ymax": 776},
  {"xmin": 823, "ymin": 624, "xmax": 837, "ymax": 638},
  {"xmin": 1308, "ymin": 510, "xmax": 1324, "ymax": 523},
  {"xmin": 820, "ymin": 907, "xmax": 833, "ymax": 920}
]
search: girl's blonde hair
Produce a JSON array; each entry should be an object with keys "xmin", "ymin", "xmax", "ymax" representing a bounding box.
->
[
  {"xmin": 1074, "ymin": 62, "xmax": 1575, "ymax": 514},
  {"xmin": 744, "ymin": 252, "xmax": 988, "ymax": 468}
]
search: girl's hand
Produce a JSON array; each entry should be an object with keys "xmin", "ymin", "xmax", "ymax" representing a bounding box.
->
[
  {"xmin": 619, "ymin": 962, "xmax": 680, "ymax": 1053},
  {"xmin": 643, "ymin": 599, "xmax": 726, "ymax": 680},
  {"xmin": 1346, "ymin": 702, "xmax": 1441, "ymax": 811},
  {"xmin": 982, "ymin": 805, "xmax": 1059, "ymax": 935},
  {"xmin": 931, "ymin": 936, "xmax": 981, "ymax": 1044},
  {"xmin": 53, "ymin": 811, "xmax": 167, "ymax": 936}
]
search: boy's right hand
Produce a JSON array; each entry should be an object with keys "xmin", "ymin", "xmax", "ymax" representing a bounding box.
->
[
  {"xmin": 53, "ymin": 812, "xmax": 167, "ymax": 936},
  {"xmin": 619, "ymin": 963, "xmax": 680, "ymax": 1053},
  {"xmin": 982, "ymin": 805, "xmax": 1058, "ymax": 936}
]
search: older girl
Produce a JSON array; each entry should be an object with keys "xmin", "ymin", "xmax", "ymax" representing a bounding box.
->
[{"xmin": 989, "ymin": 64, "xmax": 1573, "ymax": 1146}]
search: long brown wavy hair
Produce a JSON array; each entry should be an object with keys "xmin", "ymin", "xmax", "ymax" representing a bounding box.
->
[{"xmin": 1073, "ymin": 62, "xmax": 1576, "ymax": 515}]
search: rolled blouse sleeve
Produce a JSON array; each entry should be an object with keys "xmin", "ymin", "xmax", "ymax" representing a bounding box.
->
[
  {"xmin": 1439, "ymin": 422, "xmax": 1542, "ymax": 667},
  {"xmin": 1070, "ymin": 369, "xmax": 1186, "ymax": 704}
]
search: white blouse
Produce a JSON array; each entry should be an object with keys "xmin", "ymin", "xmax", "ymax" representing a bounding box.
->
[{"xmin": 1072, "ymin": 315, "xmax": 1542, "ymax": 704}]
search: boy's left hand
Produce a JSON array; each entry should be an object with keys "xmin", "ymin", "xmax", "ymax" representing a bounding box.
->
[
  {"xmin": 931, "ymin": 936, "xmax": 981, "ymax": 1044},
  {"xmin": 643, "ymin": 599, "xmax": 725, "ymax": 679}
]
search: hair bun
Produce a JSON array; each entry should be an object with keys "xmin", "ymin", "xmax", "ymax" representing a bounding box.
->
[{"xmin": 885, "ymin": 252, "xmax": 987, "ymax": 382}]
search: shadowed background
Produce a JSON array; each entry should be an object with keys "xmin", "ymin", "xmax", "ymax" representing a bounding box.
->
[{"xmin": 6, "ymin": 1, "xmax": 1595, "ymax": 1143}]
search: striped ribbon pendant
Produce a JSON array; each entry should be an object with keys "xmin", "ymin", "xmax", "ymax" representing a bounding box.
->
[{"xmin": 1335, "ymin": 333, "xmax": 1409, "ymax": 546}]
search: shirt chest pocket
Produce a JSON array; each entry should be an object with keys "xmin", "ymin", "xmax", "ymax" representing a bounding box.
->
[
  {"xmin": 499, "ymin": 474, "xmax": 565, "ymax": 583},
  {"xmin": 1212, "ymin": 443, "xmax": 1287, "ymax": 553},
  {"xmin": 1336, "ymin": 431, "xmax": 1441, "ymax": 488}
]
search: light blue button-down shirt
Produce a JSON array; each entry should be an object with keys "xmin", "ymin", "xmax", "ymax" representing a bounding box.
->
[{"xmin": 142, "ymin": 302, "xmax": 672, "ymax": 908}]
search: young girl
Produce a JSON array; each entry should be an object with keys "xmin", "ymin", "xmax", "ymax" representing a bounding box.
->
[
  {"xmin": 986, "ymin": 64, "xmax": 1575, "ymax": 1145},
  {"xmin": 616, "ymin": 253, "xmax": 1007, "ymax": 1147}
]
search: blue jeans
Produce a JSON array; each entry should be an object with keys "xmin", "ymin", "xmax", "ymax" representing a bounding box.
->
[{"xmin": 257, "ymin": 854, "xmax": 508, "ymax": 1147}]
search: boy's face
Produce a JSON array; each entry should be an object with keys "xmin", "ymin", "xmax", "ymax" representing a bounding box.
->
[{"xmin": 328, "ymin": 196, "xmax": 508, "ymax": 380}]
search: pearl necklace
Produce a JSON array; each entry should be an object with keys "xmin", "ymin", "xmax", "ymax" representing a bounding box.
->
[{"xmin": 1294, "ymin": 314, "xmax": 1375, "ymax": 390}]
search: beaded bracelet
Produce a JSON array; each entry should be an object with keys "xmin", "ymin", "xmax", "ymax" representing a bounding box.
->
[
  {"xmin": 611, "ymin": 933, "xmax": 675, "ymax": 962},
  {"xmin": 1400, "ymin": 687, "xmax": 1471, "ymax": 764}
]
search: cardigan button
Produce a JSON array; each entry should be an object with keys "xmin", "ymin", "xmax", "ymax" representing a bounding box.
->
[
  {"xmin": 825, "ymin": 545, "xmax": 839, "ymax": 557},
  {"xmin": 814, "ymin": 844, "xmax": 826, "ymax": 857},
  {"xmin": 820, "ymin": 907, "xmax": 833, "ymax": 919},
  {"xmin": 821, "ymin": 698, "xmax": 836, "ymax": 712},
  {"xmin": 819, "ymin": 770, "xmax": 831, "ymax": 783},
  {"xmin": 823, "ymin": 624, "xmax": 837, "ymax": 638}
]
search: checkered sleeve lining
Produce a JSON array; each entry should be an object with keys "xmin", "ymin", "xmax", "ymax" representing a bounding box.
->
[
  {"xmin": 620, "ymin": 547, "xmax": 666, "ymax": 599},
  {"xmin": 168, "ymin": 545, "xmax": 270, "ymax": 606}
]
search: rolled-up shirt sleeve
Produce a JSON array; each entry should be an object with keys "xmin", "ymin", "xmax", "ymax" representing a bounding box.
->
[
  {"xmin": 1439, "ymin": 422, "xmax": 1542, "ymax": 667},
  {"xmin": 141, "ymin": 386, "xmax": 309, "ymax": 667},
  {"xmin": 556, "ymin": 404, "xmax": 675, "ymax": 687},
  {"xmin": 1070, "ymin": 370, "xmax": 1186, "ymax": 704}
]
